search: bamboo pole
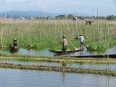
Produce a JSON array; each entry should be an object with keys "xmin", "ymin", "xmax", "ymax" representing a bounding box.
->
[
  {"xmin": 107, "ymin": 27, "xmax": 109, "ymax": 59},
  {"xmin": 1, "ymin": 26, "xmax": 3, "ymax": 47},
  {"xmin": 97, "ymin": 7, "xmax": 99, "ymax": 43}
]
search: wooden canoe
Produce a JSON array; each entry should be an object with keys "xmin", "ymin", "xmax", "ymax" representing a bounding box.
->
[
  {"xmin": 49, "ymin": 48, "xmax": 84, "ymax": 53},
  {"xmin": 71, "ymin": 54, "xmax": 116, "ymax": 58},
  {"xmin": 9, "ymin": 45, "xmax": 18, "ymax": 52}
]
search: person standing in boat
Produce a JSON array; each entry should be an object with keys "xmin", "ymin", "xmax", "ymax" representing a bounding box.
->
[
  {"xmin": 12, "ymin": 38, "xmax": 18, "ymax": 47},
  {"xmin": 61, "ymin": 35, "xmax": 68, "ymax": 55},
  {"xmin": 78, "ymin": 34, "xmax": 84, "ymax": 49}
]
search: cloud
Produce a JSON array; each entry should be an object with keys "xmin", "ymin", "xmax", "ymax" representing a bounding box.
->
[
  {"xmin": 25, "ymin": 0, "xmax": 84, "ymax": 6},
  {"xmin": 4, "ymin": 0, "xmax": 26, "ymax": 3},
  {"xmin": 27, "ymin": 0, "xmax": 84, "ymax": 10}
]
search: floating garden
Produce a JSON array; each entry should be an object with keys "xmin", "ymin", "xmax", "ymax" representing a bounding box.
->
[
  {"xmin": 0, "ymin": 19, "xmax": 116, "ymax": 51},
  {"xmin": 0, "ymin": 19, "xmax": 116, "ymax": 76}
]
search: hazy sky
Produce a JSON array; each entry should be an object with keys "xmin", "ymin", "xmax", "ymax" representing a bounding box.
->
[{"xmin": 0, "ymin": 0, "xmax": 116, "ymax": 16}]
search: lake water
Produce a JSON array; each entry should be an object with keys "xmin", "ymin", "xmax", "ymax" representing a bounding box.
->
[
  {"xmin": 0, "ymin": 47, "xmax": 116, "ymax": 87},
  {"xmin": 0, "ymin": 68, "xmax": 116, "ymax": 87},
  {"xmin": 1, "ymin": 46, "xmax": 116, "ymax": 57}
]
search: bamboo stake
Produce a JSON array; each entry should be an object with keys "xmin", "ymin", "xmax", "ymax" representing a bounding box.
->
[
  {"xmin": 107, "ymin": 27, "xmax": 109, "ymax": 59},
  {"xmin": 1, "ymin": 26, "xmax": 3, "ymax": 47},
  {"xmin": 97, "ymin": 7, "xmax": 99, "ymax": 43}
]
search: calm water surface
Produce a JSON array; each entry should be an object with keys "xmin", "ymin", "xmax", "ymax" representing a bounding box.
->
[
  {"xmin": 0, "ymin": 68, "xmax": 116, "ymax": 87},
  {"xmin": 1, "ymin": 46, "xmax": 116, "ymax": 56}
]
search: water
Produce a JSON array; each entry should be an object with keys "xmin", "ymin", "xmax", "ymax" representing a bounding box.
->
[
  {"xmin": 69, "ymin": 46, "xmax": 116, "ymax": 56},
  {"xmin": 0, "ymin": 48, "xmax": 55, "ymax": 56},
  {"xmin": 1, "ymin": 60, "xmax": 116, "ymax": 70},
  {"xmin": 1, "ymin": 47, "xmax": 116, "ymax": 87},
  {"xmin": 1, "ymin": 46, "xmax": 116, "ymax": 57},
  {"xmin": 0, "ymin": 68, "xmax": 116, "ymax": 87}
]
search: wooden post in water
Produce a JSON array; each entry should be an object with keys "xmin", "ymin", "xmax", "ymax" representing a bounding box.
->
[{"xmin": 107, "ymin": 27, "xmax": 109, "ymax": 59}]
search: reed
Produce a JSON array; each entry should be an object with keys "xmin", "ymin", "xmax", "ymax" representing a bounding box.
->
[{"xmin": 0, "ymin": 19, "xmax": 116, "ymax": 51}]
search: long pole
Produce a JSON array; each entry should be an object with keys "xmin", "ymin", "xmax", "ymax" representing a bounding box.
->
[
  {"xmin": 1, "ymin": 26, "xmax": 3, "ymax": 47},
  {"xmin": 107, "ymin": 27, "xmax": 109, "ymax": 59},
  {"xmin": 97, "ymin": 7, "xmax": 99, "ymax": 43}
]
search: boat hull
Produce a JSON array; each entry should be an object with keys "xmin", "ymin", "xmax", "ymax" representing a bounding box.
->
[
  {"xmin": 71, "ymin": 54, "xmax": 116, "ymax": 58},
  {"xmin": 9, "ymin": 46, "xmax": 18, "ymax": 52},
  {"xmin": 49, "ymin": 48, "xmax": 84, "ymax": 53}
]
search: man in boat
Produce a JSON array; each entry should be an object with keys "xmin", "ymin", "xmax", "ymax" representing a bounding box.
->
[
  {"xmin": 12, "ymin": 38, "xmax": 18, "ymax": 47},
  {"xmin": 61, "ymin": 35, "xmax": 68, "ymax": 55},
  {"xmin": 77, "ymin": 34, "xmax": 84, "ymax": 49}
]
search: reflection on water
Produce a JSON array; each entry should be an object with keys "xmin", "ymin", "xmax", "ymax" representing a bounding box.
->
[
  {"xmin": 0, "ymin": 68, "xmax": 116, "ymax": 87},
  {"xmin": 0, "ymin": 48, "xmax": 56, "ymax": 57},
  {"xmin": 18, "ymin": 48, "xmax": 56, "ymax": 56},
  {"xmin": 0, "ymin": 46, "xmax": 116, "ymax": 56}
]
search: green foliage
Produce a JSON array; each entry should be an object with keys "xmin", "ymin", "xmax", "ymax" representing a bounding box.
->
[
  {"xmin": 89, "ymin": 44, "xmax": 98, "ymax": 51},
  {"xmin": 88, "ymin": 38, "xmax": 116, "ymax": 51},
  {"xmin": 89, "ymin": 43, "xmax": 108, "ymax": 51},
  {"xmin": 109, "ymin": 38, "xmax": 116, "ymax": 47},
  {"xmin": 0, "ymin": 19, "xmax": 116, "ymax": 52},
  {"xmin": 107, "ymin": 15, "xmax": 116, "ymax": 20}
]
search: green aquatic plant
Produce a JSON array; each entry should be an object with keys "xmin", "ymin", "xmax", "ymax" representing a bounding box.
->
[{"xmin": 0, "ymin": 19, "xmax": 116, "ymax": 52}]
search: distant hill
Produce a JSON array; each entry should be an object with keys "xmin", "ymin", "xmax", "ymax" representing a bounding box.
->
[{"xmin": 0, "ymin": 10, "xmax": 89, "ymax": 18}]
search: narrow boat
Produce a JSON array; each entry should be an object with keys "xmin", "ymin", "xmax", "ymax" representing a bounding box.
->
[
  {"xmin": 9, "ymin": 45, "xmax": 18, "ymax": 52},
  {"xmin": 49, "ymin": 48, "xmax": 84, "ymax": 53},
  {"xmin": 71, "ymin": 54, "xmax": 116, "ymax": 58}
]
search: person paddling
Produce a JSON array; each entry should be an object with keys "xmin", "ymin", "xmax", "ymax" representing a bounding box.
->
[
  {"xmin": 12, "ymin": 38, "xmax": 18, "ymax": 47},
  {"xmin": 78, "ymin": 34, "xmax": 84, "ymax": 49},
  {"xmin": 61, "ymin": 35, "xmax": 68, "ymax": 55}
]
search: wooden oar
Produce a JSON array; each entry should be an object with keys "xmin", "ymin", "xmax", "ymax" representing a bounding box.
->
[{"xmin": 83, "ymin": 43, "xmax": 89, "ymax": 50}]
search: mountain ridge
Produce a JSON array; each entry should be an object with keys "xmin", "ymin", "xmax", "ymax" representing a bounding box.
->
[{"xmin": 0, "ymin": 10, "xmax": 89, "ymax": 18}]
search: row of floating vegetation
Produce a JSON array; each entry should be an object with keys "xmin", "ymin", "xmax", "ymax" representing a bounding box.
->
[
  {"xmin": 1, "ymin": 53, "xmax": 116, "ymax": 64},
  {"xmin": 0, "ymin": 62, "xmax": 116, "ymax": 76}
]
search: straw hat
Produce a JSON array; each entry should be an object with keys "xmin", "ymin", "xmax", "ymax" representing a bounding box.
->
[{"xmin": 63, "ymin": 35, "xmax": 65, "ymax": 38}]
